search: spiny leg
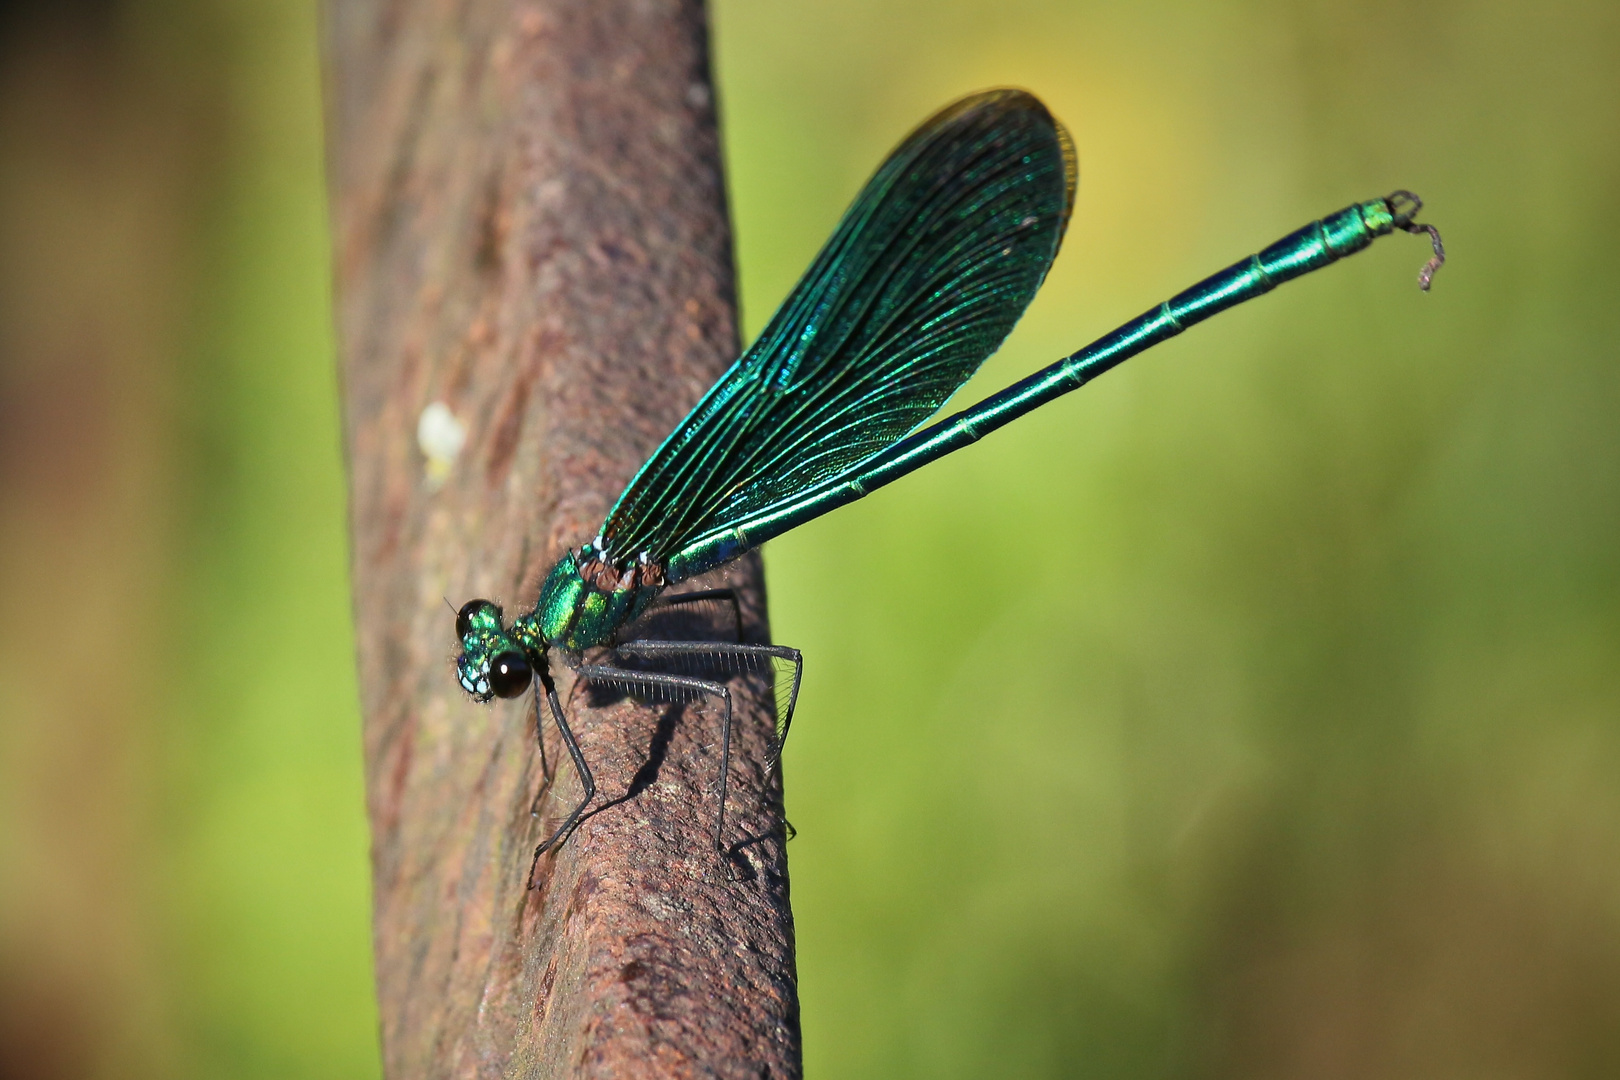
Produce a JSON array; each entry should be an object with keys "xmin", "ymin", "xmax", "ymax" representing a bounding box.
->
[
  {"xmin": 575, "ymin": 662, "xmax": 735, "ymax": 856},
  {"xmin": 615, "ymin": 640, "xmax": 802, "ymax": 770},
  {"xmin": 529, "ymin": 682, "xmax": 554, "ymax": 816},
  {"xmin": 639, "ymin": 587, "xmax": 743, "ymax": 643},
  {"xmin": 611, "ymin": 640, "xmax": 802, "ymax": 843},
  {"xmin": 527, "ymin": 665, "xmax": 597, "ymax": 887}
]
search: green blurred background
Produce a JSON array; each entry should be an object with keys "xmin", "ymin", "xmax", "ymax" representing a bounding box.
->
[{"xmin": 2, "ymin": 0, "xmax": 1617, "ymax": 1077}]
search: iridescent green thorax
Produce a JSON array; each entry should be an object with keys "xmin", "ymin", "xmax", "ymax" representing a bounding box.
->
[{"xmin": 532, "ymin": 546, "xmax": 665, "ymax": 651}]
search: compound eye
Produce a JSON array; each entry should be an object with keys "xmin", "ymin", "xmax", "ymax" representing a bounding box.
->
[
  {"xmin": 488, "ymin": 650, "xmax": 532, "ymax": 699},
  {"xmin": 456, "ymin": 598, "xmax": 501, "ymax": 641}
]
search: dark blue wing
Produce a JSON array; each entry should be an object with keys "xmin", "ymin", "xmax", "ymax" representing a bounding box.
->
[{"xmin": 602, "ymin": 89, "xmax": 1076, "ymax": 562}]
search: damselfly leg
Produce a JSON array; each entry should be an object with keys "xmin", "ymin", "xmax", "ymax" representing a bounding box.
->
[
  {"xmin": 529, "ymin": 589, "xmax": 742, "ymax": 819},
  {"xmin": 615, "ymin": 640, "xmax": 803, "ymax": 847},
  {"xmin": 613, "ymin": 640, "xmax": 803, "ymax": 775},
  {"xmin": 573, "ymin": 662, "xmax": 737, "ymax": 856},
  {"xmin": 527, "ymin": 664, "xmax": 596, "ymax": 887},
  {"xmin": 639, "ymin": 587, "xmax": 744, "ymax": 643},
  {"xmin": 527, "ymin": 639, "xmax": 801, "ymax": 868},
  {"xmin": 624, "ymin": 588, "xmax": 801, "ymax": 834}
]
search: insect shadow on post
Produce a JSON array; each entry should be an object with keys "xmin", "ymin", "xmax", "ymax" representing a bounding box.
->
[{"xmin": 450, "ymin": 88, "xmax": 1444, "ymax": 886}]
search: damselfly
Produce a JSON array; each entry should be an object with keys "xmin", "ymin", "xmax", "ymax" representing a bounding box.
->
[{"xmin": 452, "ymin": 89, "xmax": 1445, "ymax": 879}]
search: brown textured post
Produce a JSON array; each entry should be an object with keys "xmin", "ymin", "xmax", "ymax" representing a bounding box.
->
[{"xmin": 323, "ymin": 1, "xmax": 800, "ymax": 1076}]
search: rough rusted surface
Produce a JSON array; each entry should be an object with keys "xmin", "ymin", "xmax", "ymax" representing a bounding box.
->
[{"xmin": 323, "ymin": 1, "xmax": 800, "ymax": 1076}]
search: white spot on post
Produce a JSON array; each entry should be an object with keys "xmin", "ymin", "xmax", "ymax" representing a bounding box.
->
[{"xmin": 417, "ymin": 401, "xmax": 467, "ymax": 490}]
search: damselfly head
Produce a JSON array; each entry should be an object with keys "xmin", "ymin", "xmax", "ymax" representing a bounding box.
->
[{"xmin": 454, "ymin": 598, "xmax": 534, "ymax": 701}]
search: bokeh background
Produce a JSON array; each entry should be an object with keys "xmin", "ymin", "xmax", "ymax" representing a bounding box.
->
[{"xmin": 2, "ymin": 0, "xmax": 1617, "ymax": 1077}]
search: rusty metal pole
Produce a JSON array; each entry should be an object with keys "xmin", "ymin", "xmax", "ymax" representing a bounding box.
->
[{"xmin": 323, "ymin": 1, "xmax": 800, "ymax": 1075}]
